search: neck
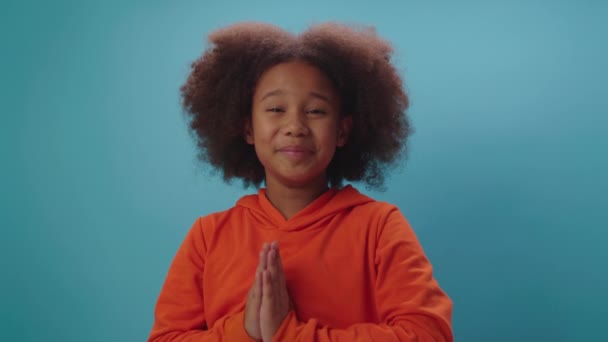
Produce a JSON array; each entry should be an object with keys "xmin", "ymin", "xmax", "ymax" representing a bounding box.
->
[{"xmin": 264, "ymin": 176, "xmax": 329, "ymax": 220}]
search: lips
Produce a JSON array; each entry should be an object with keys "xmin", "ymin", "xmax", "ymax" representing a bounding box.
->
[
  {"xmin": 278, "ymin": 146, "xmax": 312, "ymax": 153},
  {"xmin": 276, "ymin": 145, "xmax": 313, "ymax": 160}
]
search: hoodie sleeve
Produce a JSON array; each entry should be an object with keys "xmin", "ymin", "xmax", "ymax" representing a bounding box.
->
[
  {"xmin": 271, "ymin": 207, "xmax": 453, "ymax": 342},
  {"xmin": 148, "ymin": 218, "xmax": 257, "ymax": 342}
]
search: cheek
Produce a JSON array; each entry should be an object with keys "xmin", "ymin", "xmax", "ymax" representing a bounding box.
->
[
  {"xmin": 251, "ymin": 116, "xmax": 277, "ymax": 140},
  {"xmin": 253, "ymin": 127, "xmax": 273, "ymax": 144},
  {"xmin": 318, "ymin": 123, "xmax": 341, "ymax": 144}
]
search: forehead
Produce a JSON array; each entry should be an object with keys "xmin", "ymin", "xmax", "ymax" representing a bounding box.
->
[{"xmin": 253, "ymin": 61, "xmax": 338, "ymax": 100}]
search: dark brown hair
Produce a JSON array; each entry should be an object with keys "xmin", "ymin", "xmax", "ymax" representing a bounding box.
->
[{"xmin": 181, "ymin": 22, "xmax": 410, "ymax": 189}]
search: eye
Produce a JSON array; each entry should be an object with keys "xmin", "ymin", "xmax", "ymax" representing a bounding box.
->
[
  {"xmin": 306, "ymin": 109, "xmax": 326, "ymax": 115},
  {"xmin": 267, "ymin": 107, "xmax": 284, "ymax": 113}
]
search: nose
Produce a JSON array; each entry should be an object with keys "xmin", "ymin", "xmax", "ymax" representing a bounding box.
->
[{"xmin": 283, "ymin": 111, "xmax": 310, "ymax": 137}]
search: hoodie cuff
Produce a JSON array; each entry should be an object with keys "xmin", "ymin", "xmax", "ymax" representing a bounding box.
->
[
  {"xmin": 272, "ymin": 311, "xmax": 299, "ymax": 342},
  {"xmin": 224, "ymin": 311, "xmax": 259, "ymax": 342}
]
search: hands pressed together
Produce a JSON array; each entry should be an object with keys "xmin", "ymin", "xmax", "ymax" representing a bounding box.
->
[{"xmin": 244, "ymin": 241, "xmax": 292, "ymax": 342}]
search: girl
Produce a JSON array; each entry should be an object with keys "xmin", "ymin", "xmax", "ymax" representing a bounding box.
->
[{"xmin": 148, "ymin": 22, "xmax": 453, "ymax": 342}]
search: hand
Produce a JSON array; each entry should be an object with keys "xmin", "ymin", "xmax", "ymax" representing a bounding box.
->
[
  {"xmin": 244, "ymin": 243, "xmax": 270, "ymax": 340},
  {"xmin": 260, "ymin": 241, "xmax": 291, "ymax": 342}
]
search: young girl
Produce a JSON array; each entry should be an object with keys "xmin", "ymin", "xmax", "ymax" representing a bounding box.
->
[{"xmin": 148, "ymin": 22, "xmax": 453, "ymax": 342}]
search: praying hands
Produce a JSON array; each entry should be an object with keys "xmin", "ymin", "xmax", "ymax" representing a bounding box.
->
[{"xmin": 244, "ymin": 242, "xmax": 292, "ymax": 342}]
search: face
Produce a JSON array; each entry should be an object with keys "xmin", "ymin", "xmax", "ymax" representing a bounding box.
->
[{"xmin": 246, "ymin": 61, "xmax": 352, "ymax": 189}]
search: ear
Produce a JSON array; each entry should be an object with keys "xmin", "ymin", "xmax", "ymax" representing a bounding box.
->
[
  {"xmin": 337, "ymin": 115, "xmax": 353, "ymax": 147},
  {"xmin": 244, "ymin": 118, "xmax": 254, "ymax": 145}
]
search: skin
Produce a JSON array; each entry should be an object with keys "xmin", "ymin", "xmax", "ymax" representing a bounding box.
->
[
  {"xmin": 243, "ymin": 61, "xmax": 352, "ymax": 340},
  {"xmin": 244, "ymin": 242, "xmax": 291, "ymax": 341},
  {"xmin": 245, "ymin": 61, "xmax": 352, "ymax": 219}
]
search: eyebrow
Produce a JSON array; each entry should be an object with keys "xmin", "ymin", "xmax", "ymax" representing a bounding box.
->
[{"xmin": 260, "ymin": 89, "xmax": 332, "ymax": 103}]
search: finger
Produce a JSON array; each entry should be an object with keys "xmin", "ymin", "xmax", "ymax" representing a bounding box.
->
[
  {"xmin": 266, "ymin": 242, "xmax": 285, "ymax": 300},
  {"xmin": 258, "ymin": 242, "xmax": 269, "ymax": 274},
  {"xmin": 262, "ymin": 269, "xmax": 274, "ymax": 301},
  {"xmin": 247, "ymin": 273, "xmax": 262, "ymax": 319},
  {"xmin": 265, "ymin": 248, "xmax": 278, "ymax": 297},
  {"xmin": 272, "ymin": 247, "xmax": 290, "ymax": 310},
  {"xmin": 255, "ymin": 244, "xmax": 268, "ymax": 303},
  {"xmin": 274, "ymin": 245, "xmax": 286, "ymax": 283},
  {"xmin": 254, "ymin": 270, "xmax": 262, "ymax": 297},
  {"xmin": 267, "ymin": 246, "xmax": 277, "ymax": 277},
  {"xmin": 251, "ymin": 270, "xmax": 257, "ymax": 294},
  {"xmin": 271, "ymin": 241, "xmax": 281, "ymax": 273}
]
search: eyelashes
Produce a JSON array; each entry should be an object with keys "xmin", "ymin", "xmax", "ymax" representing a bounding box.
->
[
  {"xmin": 266, "ymin": 107, "xmax": 327, "ymax": 115},
  {"xmin": 306, "ymin": 109, "xmax": 327, "ymax": 115}
]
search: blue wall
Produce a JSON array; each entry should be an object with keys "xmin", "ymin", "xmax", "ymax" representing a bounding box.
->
[{"xmin": 2, "ymin": 1, "xmax": 606, "ymax": 341}]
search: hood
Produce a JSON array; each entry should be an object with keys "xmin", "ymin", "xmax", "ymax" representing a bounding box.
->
[{"xmin": 235, "ymin": 185, "xmax": 375, "ymax": 231}]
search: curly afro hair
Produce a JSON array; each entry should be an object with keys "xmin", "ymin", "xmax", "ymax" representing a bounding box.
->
[{"xmin": 181, "ymin": 22, "xmax": 410, "ymax": 189}]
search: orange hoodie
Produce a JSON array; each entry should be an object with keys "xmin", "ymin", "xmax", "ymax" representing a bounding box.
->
[{"xmin": 148, "ymin": 185, "xmax": 453, "ymax": 341}]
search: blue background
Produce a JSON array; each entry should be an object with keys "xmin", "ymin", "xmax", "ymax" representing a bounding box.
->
[{"xmin": 2, "ymin": 0, "xmax": 606, "ymax": 341}]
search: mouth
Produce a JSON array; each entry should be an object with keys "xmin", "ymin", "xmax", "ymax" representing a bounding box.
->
[
  {"xmin": 278, "ymin": 146, "xmax": 311, "ymax": 152},
  {"xmin": 277, "ymin": 146, "xmax": 313, "ymax": 160}
]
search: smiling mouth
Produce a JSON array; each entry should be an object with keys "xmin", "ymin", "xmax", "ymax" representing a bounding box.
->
[{"xmin": 277, "ymin": 147, "xmax": 313, "ymax": 160}]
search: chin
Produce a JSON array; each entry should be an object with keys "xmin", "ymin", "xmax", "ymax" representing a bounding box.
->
[{"xmin": 276, "ymin": 173, "xmax": 327, "ymax": 188}]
